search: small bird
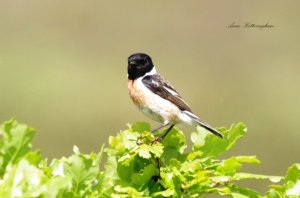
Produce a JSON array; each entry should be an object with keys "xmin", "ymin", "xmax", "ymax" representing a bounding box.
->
[{"xmin": 127, "ymin": 53, "xmax": 223, "ymax": 139}]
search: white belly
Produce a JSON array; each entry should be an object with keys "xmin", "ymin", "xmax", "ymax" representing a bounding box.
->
[{"xmin": 128, "ymin": 78, "xmax": 182, "ymax": 124}]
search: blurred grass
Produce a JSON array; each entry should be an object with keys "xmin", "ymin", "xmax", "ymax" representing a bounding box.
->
[{"xmin": 0, "ymin": 1, "xmax": 300, "ymax": 191}]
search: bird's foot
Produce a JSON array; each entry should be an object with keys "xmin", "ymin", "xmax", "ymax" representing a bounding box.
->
[{"xmin": 151, "ymin": 136, "xmax": 163, "ymax": 144}]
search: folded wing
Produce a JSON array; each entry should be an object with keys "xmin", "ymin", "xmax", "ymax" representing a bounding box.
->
[{"xmin": 142, "ymin": 74, "xmax": 192, "ymax": 112}]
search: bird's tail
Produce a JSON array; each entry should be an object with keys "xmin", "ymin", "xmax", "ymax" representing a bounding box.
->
[
  {"xmin": 195, "ymin": 119, "xmax": 223, "ymax": 139},
  {"xmin": 183, "ymin": 111, "xmax": 223, "ymax": 138}
]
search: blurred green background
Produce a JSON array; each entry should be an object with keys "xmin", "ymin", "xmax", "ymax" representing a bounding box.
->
[{"xmin": 0, "ymin": 0, "xmax": 299, "ymax": 191}]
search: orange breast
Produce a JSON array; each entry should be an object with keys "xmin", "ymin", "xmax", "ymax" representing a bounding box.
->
[{"xmin": 127, "ymin": 80, "xmax": 146, "ymax": 107}]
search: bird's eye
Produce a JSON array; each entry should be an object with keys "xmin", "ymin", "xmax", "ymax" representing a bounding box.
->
[{"xmin": 143, "ymin": 59, "xmax": 148, "ymax": 65}]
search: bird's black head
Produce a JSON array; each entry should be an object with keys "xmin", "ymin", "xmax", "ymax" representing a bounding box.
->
[{"xmin": 127, "ymin": 53, "xmax": 154, "ymax": 80}]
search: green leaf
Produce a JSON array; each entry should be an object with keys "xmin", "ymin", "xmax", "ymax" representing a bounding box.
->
[
  {"xmin": 24, "ymin": 151, "xmax": 42, "ymax": 166},
  {"xmin": 132, "ymin": 164, "xmax": 159, "ymax": 188},
  {"xmin": 137, "ymin": 143, "xmax": 163, "ymax": 159},
  {"xmin": 62, "ymin": 147, "xmax": 103, "ymax": 196},
  {"xmin": 217, "ymin": 156, "xmax": 260, "ymax": 176},
  {"xmin": 231, "ymin": 192, "xmax": 252, "ymax": 198},
  {"xmin": 193, "ymin": 122, "xmax": 247, "ymax": 158},
  {"xmin": 286, "ymin": 182, "xmax": 300, "ymax": 197},
  {"xmin": 101, "ymin": 155, "xmax": 118, "ymax": 195},
  {"xmin": 266, "ymin": 164, "xmax": 300, "ymax": 197},
  {"xmin": 228, "ymin": 185, "xmax": 262, "ymax": 198},
  {"xmin": 284, "ymin": 163, "xmax": 300, "ymax": 196},
  {"xmin": 233, "ymin": 173, "xmax": 282, "ymax": 183},
  {"xmin": 0, "ymin": 159, "xmax": 71, "ymax": 198},
  {"xmin": 117, "ymin": 157, "xmax": 134, "ymax": 182},
  {"xmin": 113, "ymin": 185, "xmax": 146, "ymax": 197},
  {"xmin": 153, "ymin": 188, "xmax": 175, "ymax": 197},
  {"xmin": 161, "ymin": 127, "xmax": 186, "ymax": 165},
  {"xmin": 162, "ymin": 127, "xmax": 186, "ymax": 153},
  {"xmin": 0, "ymin": 119, "xmax": 35, "ymax": 176},
  {"xmin": 265, "ymin": 188, "xmax": 285, "ymax": 198},
  {"xmin": 129, "ymin": 122, "xmax": 151, "ymax": 133},
  {"xmin": 138, "ymin": 145, "xmax": 151, "ymax": 159},
  {"xmin": 109, "ymin": 130, "xmax": 139, "ymax": 153},
  {"xmin": 285, "ymin": 163, "xmax": 300, "ymax": 183}
]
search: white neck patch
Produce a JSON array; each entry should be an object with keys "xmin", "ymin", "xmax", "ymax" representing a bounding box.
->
[
  {"xmin": 133, "ymin": 66, "xmax": 157, "ymax": 80},
  {"xmin": 145, "ymin": 66, "xmax": 157, "ymax": 76}
]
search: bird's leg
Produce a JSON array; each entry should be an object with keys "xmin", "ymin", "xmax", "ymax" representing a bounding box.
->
[
  {"xmin": 150, "ymin": 123, "xmax": 170, "ymax": 133},
  {"xmin": 150, "ymin": 123, "xmax": 171, "ymax": 143},
  {"xmin": 161, "ymin": 124, "xmax": 175, "ymax": 139}
]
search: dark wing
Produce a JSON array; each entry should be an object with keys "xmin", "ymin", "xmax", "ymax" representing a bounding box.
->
[{"xmin": 142, "ymin": 75, "xmax": 192, "ymax": 112}]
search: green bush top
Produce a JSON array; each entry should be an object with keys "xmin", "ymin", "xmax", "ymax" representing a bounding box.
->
[{"xmin": 0, "ymin": 119, "xmax": 299, "ymax": 197}]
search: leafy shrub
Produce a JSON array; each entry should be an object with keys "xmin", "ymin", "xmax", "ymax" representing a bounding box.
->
[{"xmin": 0, "ymin": 119, "xmax": 299, "ymax": 197}]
